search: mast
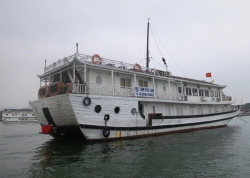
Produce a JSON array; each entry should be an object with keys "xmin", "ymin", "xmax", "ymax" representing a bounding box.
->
[{"xmin": 146, "ymin": 18, "xmax": 149, "ymax": 70}]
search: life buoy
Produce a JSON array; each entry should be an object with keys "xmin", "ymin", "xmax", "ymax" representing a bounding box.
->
[
  {"xmin": 38, "ymin": 86, "xmax": 49, "ymax": 99},
  {"xmin": 65, "ymin": 83, "xmax": 72, "ymax": 94},
  {"xmin": 83, "ymin": 97, "xmax": 91, "ymax": 106},
  {"xmin": 48, "ymin": 82, "xmax": 65, "ymax": 97},
  {"xmin": 229, "ymin": 96, "xmax": 232, "ymax": 101},
  {"xmin": 103, "ymin": 128, "xmax": 110, "ymax": 138},
  {"xmin": 134, "ymin": 63, "xmax": 142, "ymax": 72},
  {"xmin": 92, "ymin": 54, "xmax": 102, "ymax": 64}
]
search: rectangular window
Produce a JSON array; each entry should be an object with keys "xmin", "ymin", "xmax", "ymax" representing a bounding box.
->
[
  {"xmin": 139, "ymin": 80, "xmax": 148, "ymax": 87},
  {"xmin": 205, "ymin": 90, "xmax": 209, "ymax": 97},
  {"xmin": 215, "ymin": 90, "xmax": 218, "ymax": 97},
  {"xmin": 185, "ymin": 87, "xmax": 192, "ymax": 96},
  {"xmin": 210, "ymin": 90, "xmax": 214, "ymax": 97},
  {"xmin": 178, "ymin": 87, "xmax": 182, "ymax": 93},
  {"xmin": 120, "ymin": 78, "xmax": 131, "ymax": 88},
  {"xmin": 192, "ymin": 88, "xmax": 198, "ymax": 96},
  {"xmin": 199, "ymin": 89, "xmax": 203, "ymax": 96},
  {"xmin": 218, "ymin": 91, "xmax": 220, "ymax": 97}
]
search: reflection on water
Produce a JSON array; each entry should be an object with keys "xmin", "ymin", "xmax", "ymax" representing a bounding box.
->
[{"xmin": 1, "ymin": 118, "xmax": 250, "ymax": 177}]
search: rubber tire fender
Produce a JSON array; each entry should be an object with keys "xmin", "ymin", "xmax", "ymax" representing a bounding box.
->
[
  {"xmin": 103, "ymin": 128, "xmax": 110, "ymax": 138},
  {"xmin": 83, "ymin": 97, "xmax": 91, "ymax": 106}
]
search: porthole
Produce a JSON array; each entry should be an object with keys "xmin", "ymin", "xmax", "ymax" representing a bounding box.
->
[
  {"xmin": 95, "ymin": 105, "xmax": 102, "ymax": 113},
  {"xmin": 131, "ymin": 108, "xmax": 136, "ymax": 115},
  {"xmin": 114, "ymin": 107, "xmax": 120, "ymax": 114}
]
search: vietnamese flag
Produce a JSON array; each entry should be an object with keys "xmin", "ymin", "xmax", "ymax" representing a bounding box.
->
[{"xmin": 206, "ymin": 72, "xmax": 212, "ymax": 77}]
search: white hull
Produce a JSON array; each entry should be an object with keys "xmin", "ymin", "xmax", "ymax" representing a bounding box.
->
[
  {"xmin": 30, "ymin": 94, "xmax": 240, "ymax": 140},
  {"xmin": 2, "ymin": 119, "xmax": 38, "ymax": 123}
]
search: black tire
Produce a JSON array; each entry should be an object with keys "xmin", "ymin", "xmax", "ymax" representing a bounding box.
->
[
  {"xmin": 103, "ymin": 128, "xmax": 110, "ymax": 138},
  {"xmin": 83, "ymin": 97, "xmax": 91, "ymax": 106}
]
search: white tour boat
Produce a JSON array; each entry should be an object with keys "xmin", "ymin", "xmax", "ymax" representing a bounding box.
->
[
  {"xmin": 30, "ymin": 21, "xmax": 239, "ymax": 140},
  {"xmin": 2, "ymin": 109, "xmax": 37, "ymax": 122}
]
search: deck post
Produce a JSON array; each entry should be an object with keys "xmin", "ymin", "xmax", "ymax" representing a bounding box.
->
[
  {"xmin": 112, "ymin": 69, "xmax": 114, "ymax": 96},
  {"xmin": 153, "ymin": 77, "xmax": 155, "ymax": 98},
  {"xmin": 60, "ymin": 70, "xmax": 62, "ymax": 82},
  {"xmin": 181, "ymin": 81, "xmax": 183, "ymax": 100},
  {"xmin": 134, "ymin": 73, "xmax": 137, "ymax": 98},
  {"xmin": 84, "ymin": 63, "xmax": 86, "ymax": 95},
  {"xmin": 168, "ymin": 79, "xmax": 171, "ymax": 100},
  {"xmin": 73, "ymin": 63, "xmax": 75, "ymax": 83}
]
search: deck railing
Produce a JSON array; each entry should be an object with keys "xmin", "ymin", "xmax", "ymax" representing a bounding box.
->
[
  {"xmin": 72, "ymin": 83, "xmax": 183, "ymax": 100},
  {"xmin": 44, "ymin": 53, "xmax": 169, "ymax": 77}
]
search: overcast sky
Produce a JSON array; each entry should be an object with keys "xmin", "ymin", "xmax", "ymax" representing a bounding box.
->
[{"xmin": 0, "ymin": 0, "xmax": 250, "ymax": 110}]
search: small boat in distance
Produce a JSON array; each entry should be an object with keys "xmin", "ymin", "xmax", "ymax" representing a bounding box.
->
[
  {"xmin": 2, "ymin": 109, "xmax": 37, "ymax": 122},
  {"xmin": 30, "ymin": 20, "xmax": 239, "ymax": 140}
]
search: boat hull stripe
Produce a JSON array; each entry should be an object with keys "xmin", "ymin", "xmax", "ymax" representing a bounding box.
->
[
  {"xmin": 152, "ymin": 109, "xmax": 239, "ymax": 119},
  {"xmin": 79, "ymin": 116, "xmax": 235, "ymax": 131}
]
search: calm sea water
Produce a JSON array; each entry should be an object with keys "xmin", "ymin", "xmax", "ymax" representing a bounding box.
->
[{"xmin": 0, "ymin": 117, "xmax": 250, "ymax": 178}]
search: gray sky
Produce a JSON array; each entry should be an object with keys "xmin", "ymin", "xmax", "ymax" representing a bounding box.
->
[{"xmin": 1, "ymin": 0, "xmax": 250, "ymax": 110}]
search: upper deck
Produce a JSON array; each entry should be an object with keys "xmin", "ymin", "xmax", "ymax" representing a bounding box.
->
[{"xmin": 38, "ymin": 52, "xmax": 233, "ymax": 103}]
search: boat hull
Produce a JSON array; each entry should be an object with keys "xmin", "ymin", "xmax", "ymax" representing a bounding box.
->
[{"xmin": 30, "ymin": 94, "xmax": 240, "ymax": 140}]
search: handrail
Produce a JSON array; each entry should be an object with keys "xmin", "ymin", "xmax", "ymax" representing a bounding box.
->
[
  {"xmin": 72, "ymin": 83, "xmax": 184, "ymax": 100},
  {"xmin": 43, "ymin": 53, "xmax": 168, "ymax": 77}
]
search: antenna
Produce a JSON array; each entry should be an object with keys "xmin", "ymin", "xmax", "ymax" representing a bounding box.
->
[
  {"xmin": 45, "ymin": 59, "xmax": 46, "ymax": 67},
  {"xmin": 146, "ymin": 18, "xmax": 150, "ymax": 70},
  {"xmin": 76, "ymin": 43, "xmax": 78, "ymax": 52}
]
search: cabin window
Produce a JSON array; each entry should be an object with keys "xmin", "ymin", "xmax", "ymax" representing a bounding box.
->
[
  {"xmin": 210, "ymin": 90, "xmax": 214, "ymax": 97},
  {"xmin": 199, "ymin": 89, "xmax": 204, "ymax": 96},
  {"xmin": 139, "ymin": 80, "xmax": 148, "ymax": 87},
  {"xmin": 192, "ymin": 88, "xmax": 198, "ymax": 96},
  {"xmin": 215, "ymin": 90, "xmax": 218, "ymax": 97},
  {"xmin": 32, "ymin": 114, "xmax": 35, "ymax": 116},
  {"xmin": 96, "ymin": 75, "xmax": 102, "ymax": 84},
  {"xmin": 120, "ymin": 78, "xmax": 131, "ymax": 88},
  {"xmin": 12, "ymin": 114, "xmax": 14, "ymax": 116},
  {"xmin": 185, "ymin": 87, "xmax": 192, "ymax": 96},
  {"xmin": 178, "ymin": 87, "xmax": 182, "ymax": 93},
  {"xmin": 163, "ymin": 85, "xmax": 166, "ymax": 91},
  {"xmin": 205, "ymin": 90, "xmax": 209, "ymax": 97}
]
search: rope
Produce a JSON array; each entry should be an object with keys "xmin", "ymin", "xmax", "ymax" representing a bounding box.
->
[
  {"xmin": 149, "ymin": 52, "xmax": 165, "ymax": 68},
  {"xmin": 150, "ymin": 25, "xmax": 163, "ymax": 58},
  {"xmin": 136, "ymin": 29, "xmax": 147, "ymax": 63},
  {"xmin": 150, "ymin": 25, "xmax": 187, "ymax": 78}
]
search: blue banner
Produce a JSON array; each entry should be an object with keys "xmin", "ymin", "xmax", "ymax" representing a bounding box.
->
[{"xmin": 134, "ymin": 86, "xmax": 155, "ymax": 97}]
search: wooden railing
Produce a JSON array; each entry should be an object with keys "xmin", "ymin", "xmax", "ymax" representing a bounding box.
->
[{"xmin": 72, "ymin": 83, "xmax": 184, "ymax": 100}]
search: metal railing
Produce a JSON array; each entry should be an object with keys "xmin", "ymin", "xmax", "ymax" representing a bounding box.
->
[
  {"xmin": 44, "ymin": 53, "xmax": 169, "ymax": 77},
  {"xmin": 44, "ymin": 54, "xmax": 75, "ymax": 73}
]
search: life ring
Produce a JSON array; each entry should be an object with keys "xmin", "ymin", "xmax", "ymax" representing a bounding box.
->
[
  {"xmin": 103, "ymin": 128, "xmax": 110, "ymax": 138},
  {"xmin": 83, "ymin": 97, "xmax": 91, "ymax": 106},
  {"xmin": 48, "ymin": 82, "xmax": 65, "ymax": 97},
  {"xmin": 65, "ymin": 83, "xmax": 72, "ymax": 94},
  {"xmin": 229, "ymin": 96, "xmax": 232, "ymax": 101},
  {"xmin": 92, "ymin": 54, "xmax": 102, "ymax": 64},
  {"xmin": 38, "ymin": 86, "xmax": 49, "ymax": 99},
  {"xmin": 134, "ymin": 63, "xmax": 142, "ymax": 72}
]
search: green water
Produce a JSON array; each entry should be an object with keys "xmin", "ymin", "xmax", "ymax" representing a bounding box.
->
[{"xmin": 0, "ymin": 117, "xmax": 250, "ymax": 178}]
